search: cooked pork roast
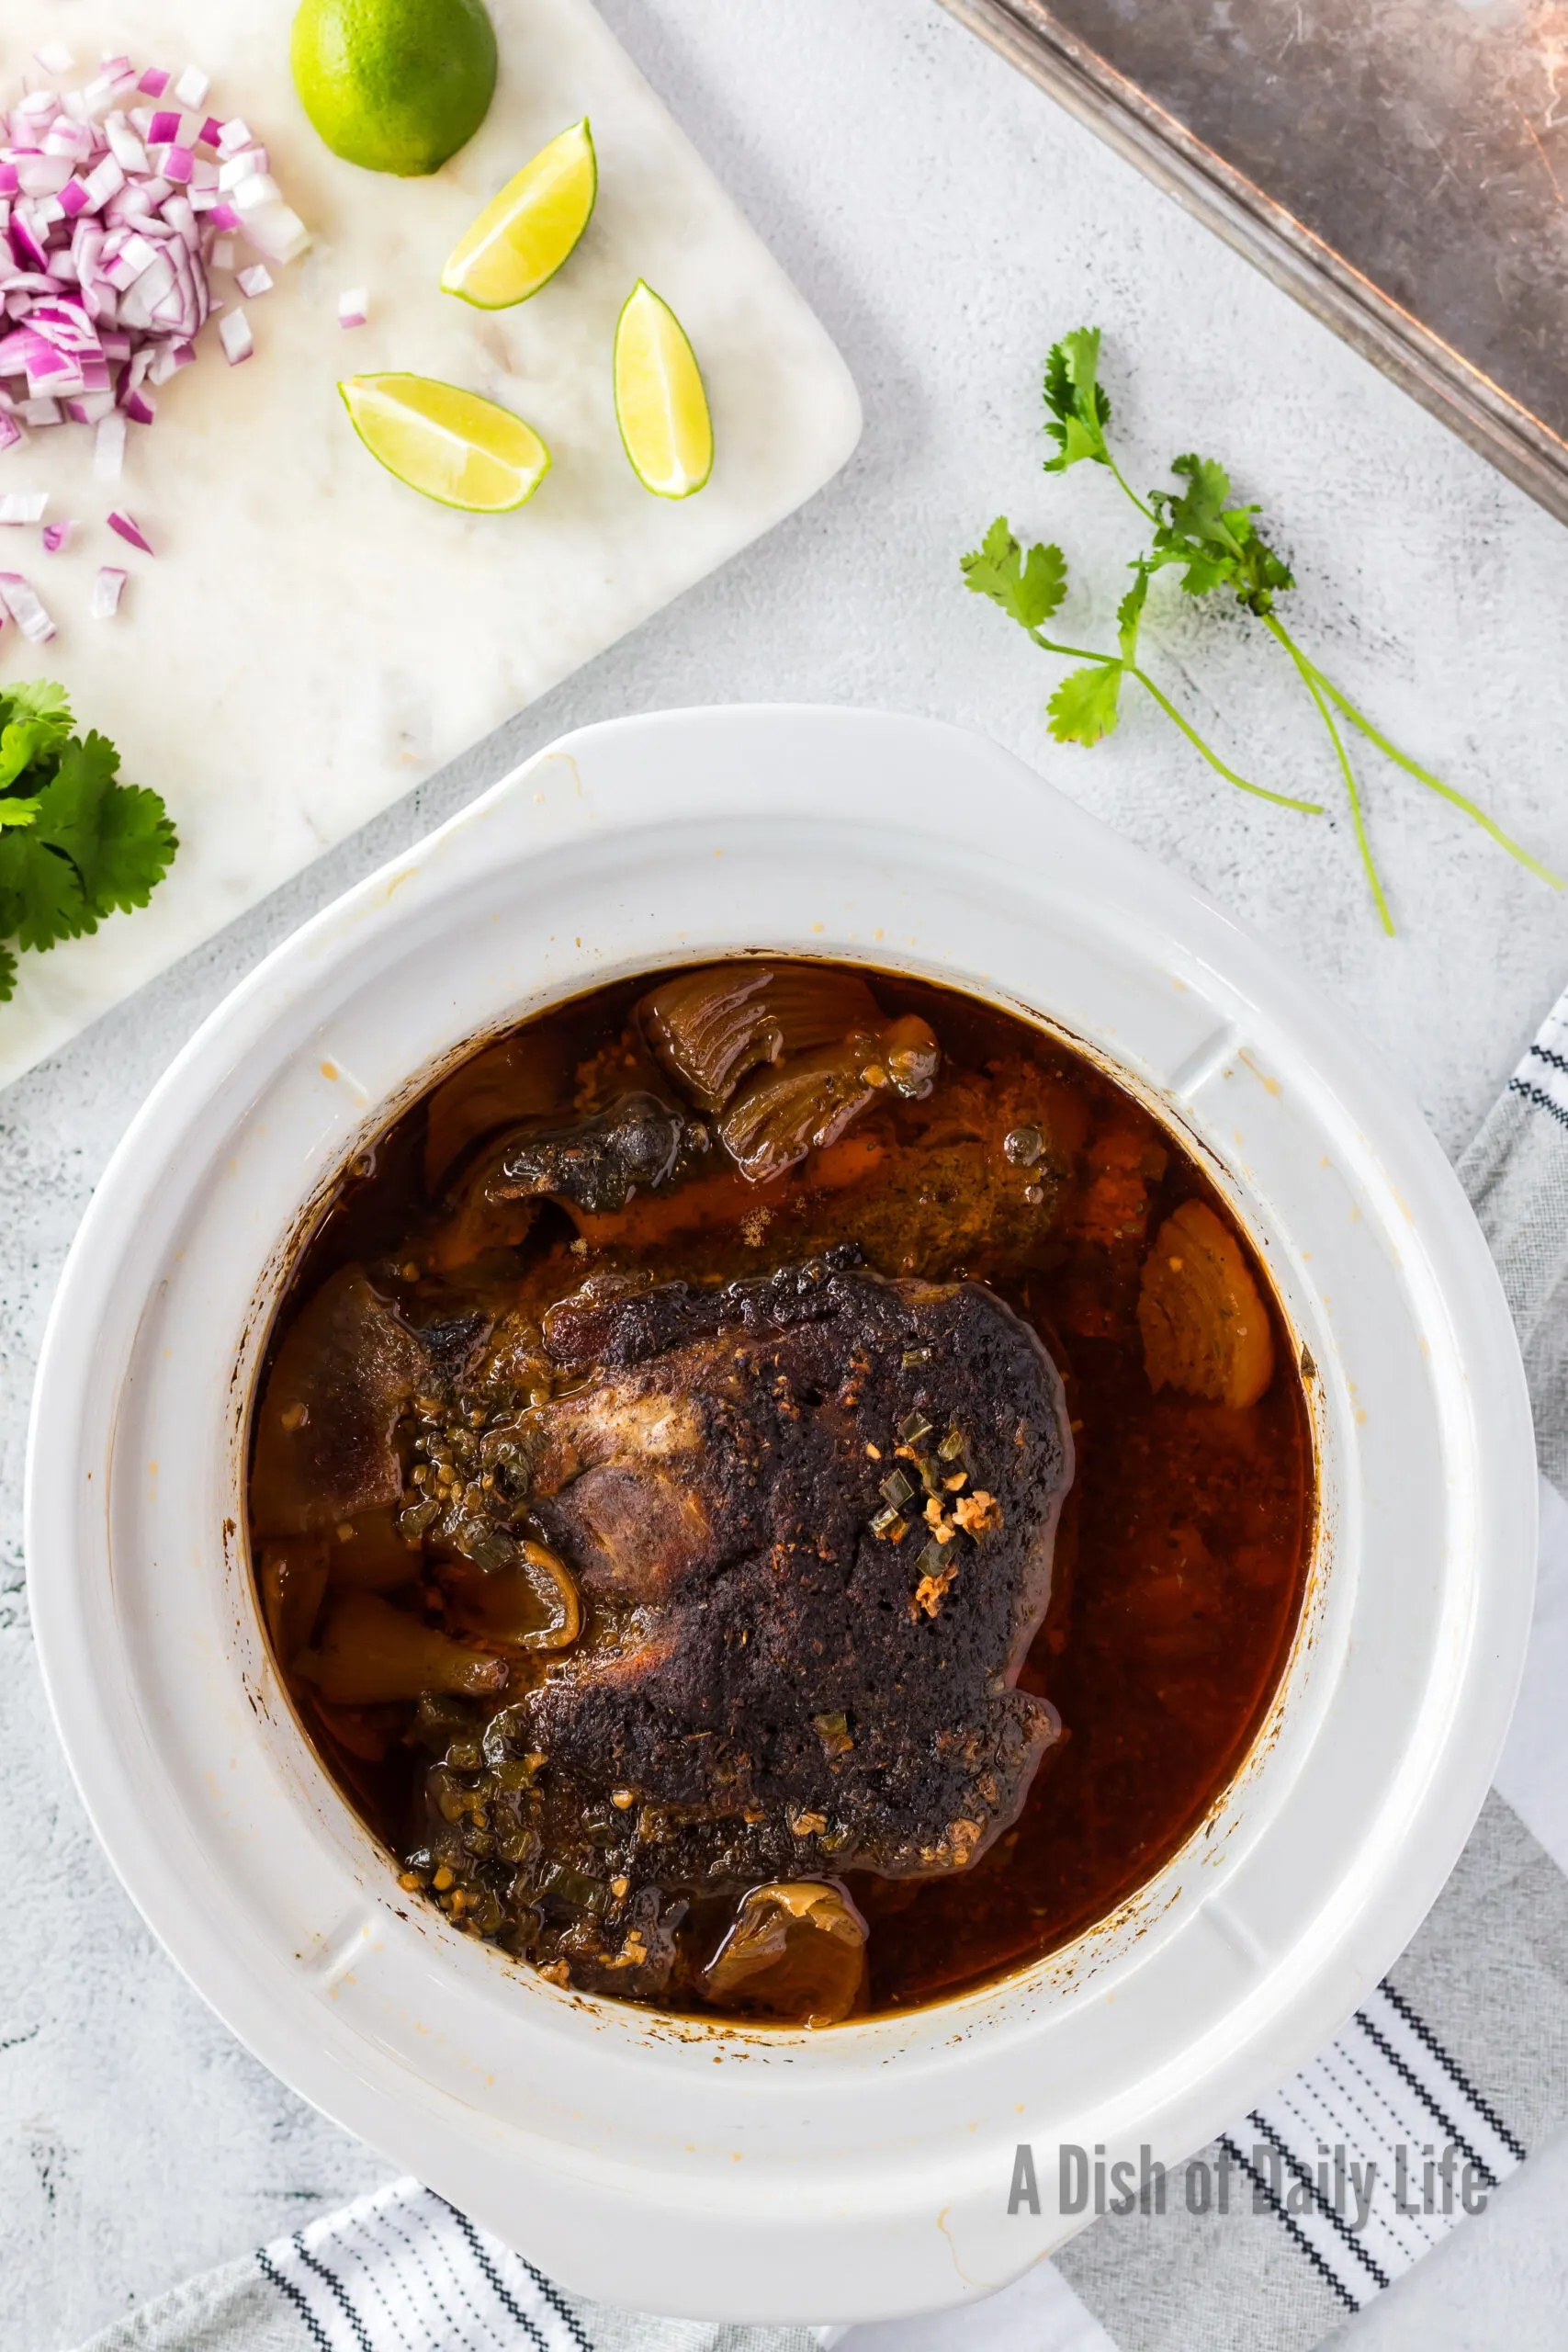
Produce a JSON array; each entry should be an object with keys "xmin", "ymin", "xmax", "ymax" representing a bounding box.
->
[{"xmin": 250, "ymin": 959, "xmax": 1312, "ymax": 2025}]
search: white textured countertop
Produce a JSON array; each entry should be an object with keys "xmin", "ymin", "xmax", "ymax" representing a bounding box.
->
[{"xmin": 5, "ymin": 2, "xmax": 1568, "ymax": 2346}]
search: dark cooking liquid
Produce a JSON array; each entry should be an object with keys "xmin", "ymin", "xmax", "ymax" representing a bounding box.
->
[{"xmin": 248, "ymin": 967, "xmax": 1313, "ymax": 2017}]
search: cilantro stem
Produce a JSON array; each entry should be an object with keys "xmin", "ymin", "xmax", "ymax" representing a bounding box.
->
[
  {"xmin": 1126, "ymin": 665, "xmax": 1323, "ymax": 815},
  {"xmin": 1103, "ymin": 452, "xmax": 1156, "ymax": 525},
  {"xmin": 1026, "ymin": 629, "xmax": 1125, "ymax": 668},
  {"xmin": 1296, "ymin": 654, "xmax": 1564, "ymax": 894},
  {"xmin": 1260, "ymin": 613, "xmax": 1393, "ymax": 933},
  {"xmin": 1025, "ymin": 629, "xmax": 1324, "ymax": 815}
]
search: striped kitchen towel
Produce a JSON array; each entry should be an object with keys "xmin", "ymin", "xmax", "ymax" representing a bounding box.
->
[
  {"xmin": 67, "ymin": 982, "xmax": 1568, "ymax": 2352},
  {"xmin": 72, "ymin": 2174, "xmax": 832, "ymax": 2352}
]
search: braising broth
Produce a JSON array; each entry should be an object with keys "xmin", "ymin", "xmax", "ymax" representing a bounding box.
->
[{"xmin": 247, "ymin": 964, "xmax": 1313, "ymax": 2024}]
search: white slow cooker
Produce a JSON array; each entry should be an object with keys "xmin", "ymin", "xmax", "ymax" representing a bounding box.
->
[{"xmin": 25, "ymin": 706, "xmax": 1536, "ymax": 2325}]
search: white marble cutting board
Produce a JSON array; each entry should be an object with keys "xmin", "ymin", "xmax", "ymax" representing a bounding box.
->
[{"xmin": 0, "ymin": 0, "xmax": 861, "ymax": 1085}]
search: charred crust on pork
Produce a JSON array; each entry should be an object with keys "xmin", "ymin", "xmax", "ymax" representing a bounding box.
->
[{"xmin": 493, "ymin": 1249, "xmax": 1073, "ymax": 1886}]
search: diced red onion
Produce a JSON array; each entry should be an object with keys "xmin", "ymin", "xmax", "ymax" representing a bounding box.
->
[
  {"xmin": 0, "ymin": 571, "xmax": 56, "ymax": 642},
  {"xmin": 105, "ymin": 115, "xmax": 150, "ymax": 175},
  {"xmin": 17, "ymin": 154, "xmax": 72, "ymax": 198},
  {"xmin": 107, "ymin": 508, "xmax": 153, "ymax": 553},
  {"xmin": 93, "ymin": 411, "xmax": 126, "ymax": 478},
  {"xmin": 218, "ymin": 309, "xmax": 253, "ymax": 366},
  {"xmin": 233, "ymin": 194, "xmax": 309, "ymax": 266},
  {"xmin": 0, "ymin": 490, "xmax": 47, "ymax": 524},
  {"xmin": 9, "ymin": 210, "xmax": 51, "ymax": 271},
  {"xmin": 337, "ymin": 288, "xmax": 368, "ymax": 328},
  {"xmin": 0, "ymin": 58, "xmax": 309, "ymax": 471},
  {"xmin": 44, "ymin": 121, "xmax": 94, "ymax": 164},
  {"xmin": 218, "ymin": 148, "xmax": 267, "ymax": 192},
  {"xmin": 80, "ymin": 153, "xmax": 127, "ymax": 209},
  {"xmin": 91, "ymin": 563, "xmax": 126, "ymax": 617},
  {"xmin": 41, "ymin": 517, "xmax": 74, "ymax": 552},
  {"xmin": 36, "ymin": 43, "xmax": 77, "ymax": 78}
]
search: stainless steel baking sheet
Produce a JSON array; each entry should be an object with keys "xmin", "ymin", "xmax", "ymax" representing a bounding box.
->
[{"xmin": 943, "ymin": 0, "xmax": 1568, "ymax": 521}]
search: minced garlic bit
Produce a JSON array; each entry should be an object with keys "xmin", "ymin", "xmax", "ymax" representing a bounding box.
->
[
  {"xmin": 279, "ymin": 1400, "xmax": 309, "ymax": 1431},
  {"xmin": 912, "ymin": 1558, "xmax": 961, "ymax": 1618},
  {"xmin": 865, "ymin": 1442, "xmax": 882, "ymax": 1460},
  {"xmin": 610, "ymin": 1876, "xmax": 630, "ymax": 1900},
  {"xmin": 923, "ymin": 1494, "xmax": 954, "ymax": 1542},
  {"xmin": 610, "ymin": 1787, "xmax": 636, "ymax": 1809},
  {"xmin": 788, "ymin": 1806, "xmax": 829, "ymax": 1837},
  {"xmin": 953, "ymin": 1488, "xmax": 1003, "ymax": 1537},
  {"xmin": 537, "ymin": 1959, "xmax": 571, "ymax": 1986}
]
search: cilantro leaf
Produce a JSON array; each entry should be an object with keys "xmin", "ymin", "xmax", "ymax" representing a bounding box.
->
[
  {"xmin": 3, "ymin": 680, "xmax": 73, "ymax": 728},
  {"xmin": 1043, "ymin": 329, "xmax": 1112, "ymax": 472},
  {"xmin": 0, "ymin": 679, "xmax": 73, "ymax": 792},
  {"xmin": 1116, "ymin": 567, "xmax": 1149, "ymax": 667},
  {"xmin": 33, "ymin": 733, "xmax": 177, "ymax": 918},
  {"xmin": 1164, "ymin": 453, "xmax": 1240, "ymax": 544},
  {"xmin": 1147, "ymin": 453, "xmax": 1295, "ymax": 612},
  {"xmin": 1047, "ymin": 662, "xmax": 1124, "ymax": 746},
  {"xmin": 961, "ymin": 517, "xmax": 1068, "ymax": 629},
  {"xmin": 0, "ymin": 721, "xmax": 61, "ymax": 791},
  {"xmin": 0, "ymin": 689, "xmax": 176, "ymax": 991},
  {"xmin": 0, "ymin": 830, "xmax": 92, "ymax": 952}
]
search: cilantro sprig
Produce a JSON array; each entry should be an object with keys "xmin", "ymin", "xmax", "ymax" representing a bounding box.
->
[
  {"xmin": 965, "ymin": 327, "xmax": 1562, "ymax": 931},
  {"xmin": 962, "ymin": 520, "xmax": 1318, "ymax": 814},
  {"xmin": 0, "ymin": 680, "xmax": 176, "ymax": 1001}
]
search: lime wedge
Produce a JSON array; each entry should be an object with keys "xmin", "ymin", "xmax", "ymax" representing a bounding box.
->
[
  {"xmin": 339, "ymin": 374, "xmax": 551, "ymax": 512},
  {"xmin": 440, "ymin": 118, "xmax": 598, "ymax": 309},
  {"xmin": 613, "ymin": 281, "xmax": 713, "ymax": 500}
]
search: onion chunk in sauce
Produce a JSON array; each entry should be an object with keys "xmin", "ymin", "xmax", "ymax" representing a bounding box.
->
[{"xmin": 248, "ymin": 961, "xmax": 1313, "ymax": 2023}]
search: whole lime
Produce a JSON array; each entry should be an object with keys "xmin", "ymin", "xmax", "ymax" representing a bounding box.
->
[{"xmin": 291, "ymin": 0, "xmax": 499, "ymax": 178}]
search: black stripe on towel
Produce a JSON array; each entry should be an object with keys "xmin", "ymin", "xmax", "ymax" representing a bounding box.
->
[
  {"xmin": 1246, "ymin": 2112, "xmax": 1391, "ymax": 2291},
  {"xmin": 1508, "ymin": 1077, "xmax": 1568, "ymax": 1132},
  {"xmin": 514, "ymin": 2253, "xmax": 595, "ymax": 2352},
  {"xmin": 1379, "ymin": 1979, "xmax": 1527, "ymax": 2164},
  {"xmin": 1354, "ymin": 2015, "xmax": 1497, "ymax": 2187},
  {"xmin": 258, "ymin": 2248, "xmax": 333, "ymax": 2352},
  {"xmin": 292, "ymin": 2234, "xmax": 376, "ymax": 2352},
  {"xmin": 442, "ymin": 2205, "xmax": 552, "ymax": 2352},
  {"xmin": 1529, "ymin": 1042, "xmax": 1568, "ymax": 1078},
  {"xmin": 1217, "ymin": 2134, "xmax": 1359, "ymax": 2312}
]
